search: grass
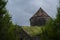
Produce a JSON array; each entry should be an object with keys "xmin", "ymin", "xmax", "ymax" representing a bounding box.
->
[{"xmin": 22, "ymin": 26, "xmax": 44, "ymax": 36}]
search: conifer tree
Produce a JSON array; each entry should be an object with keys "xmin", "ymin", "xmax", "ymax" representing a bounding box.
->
[
  {"xmin": 0, "ymin": 0, "xmax": 12, "ymax": 40},
  {"xmin": 53, "ymin": 7, "xmax": 60, "ymax": 40},
  {"xmin": 40, "ymin": 1, "xmax": 60, "ymax": 40}
]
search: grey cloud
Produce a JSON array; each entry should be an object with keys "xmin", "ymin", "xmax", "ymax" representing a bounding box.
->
[{"xmin": 7, "ymin": 0, "xmax": 59, "ymax": 26}]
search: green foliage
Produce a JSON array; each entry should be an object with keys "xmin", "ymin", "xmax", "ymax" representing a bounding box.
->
[
  {"xmin": 40, "ymin": 7, "xmax": 60, "ymax": 40},
  {"xmin": 0, "ymin": 0, "xmax": 21, "ymax": 40},
  {"xmin": 7, "ymin": 25, "xmax": 21, "ymax": 40},
  {"xmin": 53, "ymin": 8, "xmax": 60, "ymax": 40},
  {"xmin": 1, "ymin": 0, "xmax": 60, "ymax": 40},
  {"xmin": 0, "ymin": 0, "xmax": 7, "ymax": 28},
  {"xmin": 22, "ymin": 26, "xmax": 43, "ymax": 36},
  {"xmin": 0, "ymin": 0, "xmax": 10, "ymax": 40}
]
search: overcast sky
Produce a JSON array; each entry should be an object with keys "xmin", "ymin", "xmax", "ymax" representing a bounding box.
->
[{"xmin": 6, "ymin": 0, "xmax": 59, "ymax": 26}]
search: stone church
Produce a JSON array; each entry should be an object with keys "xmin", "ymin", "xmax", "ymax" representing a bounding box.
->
[
  {"xmin": 19, "ymin": 7, "xmax": 51, "ymax": 40},
  {"xmin": 30, "ymin": 8, "xmax": 51, "ymax": 26}
]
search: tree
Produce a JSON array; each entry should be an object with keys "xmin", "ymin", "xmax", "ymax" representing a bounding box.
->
[
  {"xmin": 40, "ymin": 1, "xmax": 60, "ymax": 40},
  {"xmin": 0, "ymin": 0, "xmax": 7, "ymax": 29},
  {"xmin": 53, "ymin": 7, "xmax": 60, "ymax": 40},
  {"xmin": 0, "ymin": 0, "xmax": 13, "ymax": 40},
  {"xmin": 0, "ymin": 0, "xmax": 22, "ymax": 40}
]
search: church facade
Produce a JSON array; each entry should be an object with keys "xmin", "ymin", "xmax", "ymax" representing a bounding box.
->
[{"xmin": 30, "ymin": 8, "xmax": 51, "ymax": 26}]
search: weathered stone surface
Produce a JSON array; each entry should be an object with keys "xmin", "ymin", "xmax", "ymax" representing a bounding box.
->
[{"xmin": 30, "ymin": 8, "xmax": 51, "ymax": 26}]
